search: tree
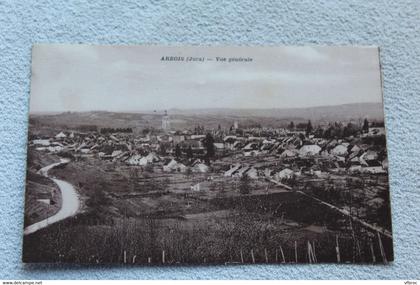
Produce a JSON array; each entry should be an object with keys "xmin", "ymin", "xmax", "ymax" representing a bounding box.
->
[
  {"xmin": 288, "ymin": 121, "xmax": 295, "ymax": 130},
  {"xmin": 175, "ymin": 144, "xmax": 181, "ymax": 158},
  {"xmin": 362, "ymin": 118, "xmax": 369, "ymax": 133},
  {"xmin": 343, "ymin": 122, "xmax": 358, "ymax": 137},
  {"xmin": 239, "ymin": 174, "xmax": 252, "ymax": 195},
  {"xmin": 185, "ymin": 166, "xmax": 192, "ymax": 177},
  {"xmin": 87, "ymin": 183, "xmax": 111, "ymax": 210},
  {"xmin": 204, "ymin": 133, "xmax": 215, "ymax": 161},
  {"xmin": 306, "ymin": 120, "xmax": 313, "ymax": 136},
  {"xmin": 159, "ymin": 143, "xmax": 167, "ymax": 156},
  {"xmin": 324, "ymin": 127, "xmax": 332, "ymax": 139},
  {"xmin": 314, "ymin": 127, "xmax": 324, "ymax": 138},
  {"xmin": 186, "ymin": 146, "xmax": 193, "ymax": 159}
]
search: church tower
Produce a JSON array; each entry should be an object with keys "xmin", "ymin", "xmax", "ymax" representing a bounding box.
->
[{"xmin": 162, "ymin": 110, "xmax": 171, "ymax": 131}]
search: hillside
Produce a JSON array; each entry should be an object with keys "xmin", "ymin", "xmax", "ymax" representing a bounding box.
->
[{"xmin": 29, "ymin": 102, "xmax": 385, "ymax": 131}]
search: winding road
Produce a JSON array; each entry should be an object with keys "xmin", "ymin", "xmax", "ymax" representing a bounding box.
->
[{"xmin": 24, "ymin": 158, "xmax": 80, "ymax": 235}]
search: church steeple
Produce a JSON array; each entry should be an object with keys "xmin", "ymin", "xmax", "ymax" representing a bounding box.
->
[{"xmin": 162, "ymin": 110, "xmax": 170, "ymax": 131}]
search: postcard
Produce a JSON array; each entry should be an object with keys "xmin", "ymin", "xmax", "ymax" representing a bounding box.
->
[{"xmin": 23, "ymin": 44, "xmax": 392, "ymax": 264}]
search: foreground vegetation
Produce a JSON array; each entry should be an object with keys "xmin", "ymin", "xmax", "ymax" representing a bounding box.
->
[{"xmin": 23, "ymin": 190, "xmax": 393, "ymax": 264}]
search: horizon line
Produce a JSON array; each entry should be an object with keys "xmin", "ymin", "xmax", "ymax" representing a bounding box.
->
[{"xmin": 29, "ymin": 101, "xmax": 383, "ymax": 115}]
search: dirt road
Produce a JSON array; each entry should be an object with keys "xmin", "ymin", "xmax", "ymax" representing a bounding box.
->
[{"xmin": 24, "ymin": 159, "xmax": 80, "ymax": 235}]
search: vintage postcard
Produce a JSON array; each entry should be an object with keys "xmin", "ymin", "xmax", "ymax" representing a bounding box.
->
[{"xmin": 23, "ymin": 44, "xmax": 393, "ymax": 264}]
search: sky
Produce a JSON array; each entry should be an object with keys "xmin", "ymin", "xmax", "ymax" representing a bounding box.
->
[{"xmin": 29, "ymin": 44, "xmax": 383, "ymax": 113}]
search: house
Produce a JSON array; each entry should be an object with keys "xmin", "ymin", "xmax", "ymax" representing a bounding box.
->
[
  {"xmin": 193, "ymin": 163, "xmax": 209, "ymax": 173},
  {"xmin": 157, "ymin": 134, "xmax": 173, "ymax": 142},
  {"xmin": 348, "ymin": 155, "xmax": 363, "ymax": 167},
  {"xmin": 163, "ymin": 159, "xmax": 177, "ymax": 171},
  {"xmin": 243, "ymin": 142, "xmax": 259, "ymax": 151},
  {"xmin": 367, "ymin": 127, "xmax": 386, "ymax": 137},
  {"xmin": 223, "ymin": 135, "xmax": 237, "ymax": 141},
  {"xmin": 32, "ymin": 139, "xmax": 50, "ymax": 146},
  {"xmin": 223, "ymin": 135, "xmax": 237, "ymax": 145},
  {"xmin": 55, "ymin": 132, "xmax": 67, "ymax": 139},
  {"xmin": 311, "ymin": 170, "xmax": 324, "ymax": 178},
  {"xmin": 138, "ymin": 135, "xmax": 151, "ymax": 143},
  {"xmin": 39, "ymin": 145, "xmax": 63, "ymax": 153},
  {"xmin": 234, "ymin": 166, "xmax": 251, "ymax": 178},
  {"xmin": 348, "ymin": 165, "xmax": 362, "ymax": 173},
  {"xmin": 330, "ymin": 144, "xmax": 348, "ymax": 156},
  {"xmin": 382, "ymin": 157, "xmax": 389, "ymax": 170},
  {"xmin": 224, "ymin": 164, "xmax": 241, "ymax": 176},
  {"xmin": 260, "ymin": 140, "xmax": 275, "ymax": 151},
  {"xmin": 244, "ymin": 150, "xmax": 260, "ymax": 157},
  {"xmin": 274, "ymin": 168, "xmax": 294, "ymax": 180},
  {"xmin": 264, "ymin": 168, "xmax": 274, "ymax": 177},
  {"xmin": 327, "ymin": 139, "xmax": 338, "ymax": 148},
  {"xmin": 76, "ymin": 142, "xmax": 87, "ymax": 151},
  {"xmin": 280, "ymin": 149, "xmax": 298, "ymax": 158},
  {"xmin": 191, "ymin": 183, "xmax": 201, "ymax": 191},
  {"xmin": 113, "ymin": 150, "xmax": 128, "ymax": 160},
  {"xmin": 245, "ymin": 167, "xmax": 258, "ymax": 179},
  {"xmin": 299, "ymin": 145, "xmax": 321, "ymax": 156},
  {"xmin": 361, "ymin": 150, "xmax": 378, "ymax": 161},
  {"xmin": 320, "ymin": 149, "xmax": 334, "ymax": 158},
  {"xmin": 127, "ymin": 154, "xmax": 148, "ymax": 166},
  {"xmin": 89, "ymin": 143, "xmax": 99, "ymax": 150},
  {"xmin": 109, "ymin": 135, "xmax": 119, "ymax": 142},
  {"xmin": 233, "ymin": 141, "xmax": 245, "ymax": 150},
  {"xmin": 190, "ymin": 135, "xmax": 206, "ymax": 140},
  {"xmin": 349, "ymin": 145, "xmax": 361, "ymax": 153},
  {"xmin": 180, "ymin": 139, "xmax": 203, "ymax": 150},
  {"xmin": 173, "ymin": 134, "xmax": 185, "ymax": 144},
  {"xmin": 163, "ymin": 159, "xmax": 187, "ymax": 172},
  {"xmin": 145, "ymin": 152, "xmax": 160, "ymax": 163},
  {"xmin": 111, "ymin": 150, "xmax": 123, "ymax": 157},
  {"xmin": 213, "ymin": 143, "xmax": 225, "ymax": 150}
]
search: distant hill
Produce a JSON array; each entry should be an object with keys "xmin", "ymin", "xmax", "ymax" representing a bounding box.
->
[
  {"xmin": 167, "ymin": 102, "xmax": 384, "ymax": 121},
  {"xmin": 29, "ymin": 102, "xmax": 384, "ymax": 132}
]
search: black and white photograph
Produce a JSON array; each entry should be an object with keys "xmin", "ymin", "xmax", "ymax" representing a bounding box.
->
[{"xmin": 22, "ymin": 44, "xmax": 393, "ymax": 264}]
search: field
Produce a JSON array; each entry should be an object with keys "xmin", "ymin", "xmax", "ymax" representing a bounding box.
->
[{"xmin": 23, "ymin": 146, "xmax": 393, "ymax": 264}]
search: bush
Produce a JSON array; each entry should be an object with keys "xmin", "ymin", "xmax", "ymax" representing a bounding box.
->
[
  {"xmin": 86, "ymin": 184, "xmax": 111, "ymax": 210},
  {"xmin": 144, "ymin": 164, "xmax": 154, "ymax": 173}
]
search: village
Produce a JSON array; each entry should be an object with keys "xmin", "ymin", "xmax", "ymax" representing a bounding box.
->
[
  {"xmin": 29, "ymin": 111, "xmax": 388, "ymax": 185},
  {"xmin": 23, "ymin": 110, "xmax": 392, "ymax": 263}
]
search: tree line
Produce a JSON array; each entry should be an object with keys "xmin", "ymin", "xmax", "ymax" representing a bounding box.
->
[
  {"xmin": 100, "ymin": 127, "xmax": 133, "ymax": 134},
  {"xmin": 287, "ymin": 118, "xmax": 380, "ymax": 138}
]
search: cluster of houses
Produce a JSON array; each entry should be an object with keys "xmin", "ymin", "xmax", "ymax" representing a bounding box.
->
[
  {"xmin": 30, "ymin": 129, "xmax": 213, "ymax": 174},
  {"xmin": 30, "ymin": 125, "xmax": 388, "ymax": 186},
  {"xmin": 221, "ymin": 127, "xmax": 388, "ymax": 183}
]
